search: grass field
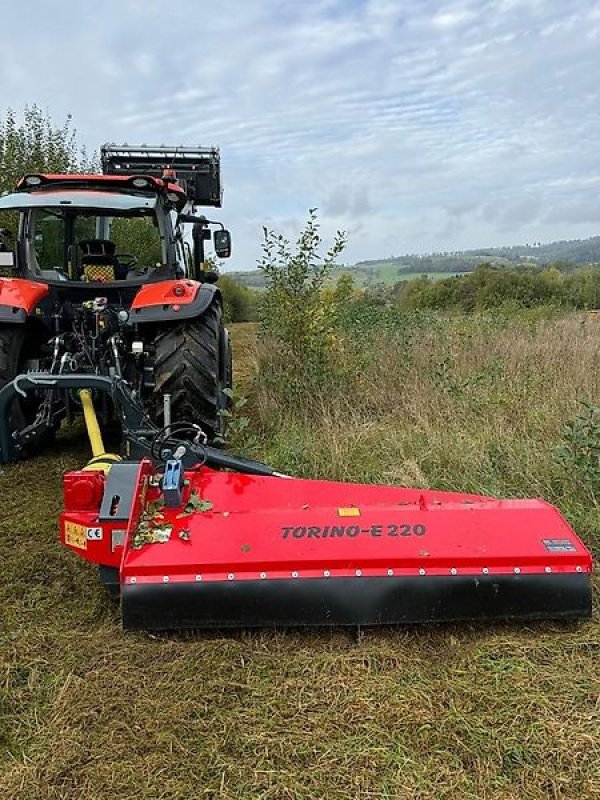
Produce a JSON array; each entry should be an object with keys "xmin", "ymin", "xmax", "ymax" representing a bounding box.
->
[{"xmin": 1, "ymin": 315, "xmax": 600, "ymax": 799}]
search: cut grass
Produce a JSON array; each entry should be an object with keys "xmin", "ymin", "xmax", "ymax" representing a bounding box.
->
[{"xmin": 1, "ymin": 315, "xmax": 600, "ymax": 799}]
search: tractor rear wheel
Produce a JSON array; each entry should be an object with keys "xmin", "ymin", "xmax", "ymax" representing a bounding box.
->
[
  {"xmin": 0, "ymin": 325, "xmax": 37, "ymax": 430},
  {"xmin": 151, "ymin": 301, "xmax": 231, "ymax": 441}
]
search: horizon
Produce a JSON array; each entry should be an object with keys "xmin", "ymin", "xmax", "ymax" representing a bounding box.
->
[{"xmin": 227, "ymin": 231, "xmax": 600, "ymax": 273}]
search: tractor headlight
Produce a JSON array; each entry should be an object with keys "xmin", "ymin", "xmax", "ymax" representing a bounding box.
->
[
  {"xmin": 131, "ymin": 177, "xmax": 152, "ymax": 189},
  {"xmin": 24, "ymin": 174, "xmax": 43, "ymax": 186}
]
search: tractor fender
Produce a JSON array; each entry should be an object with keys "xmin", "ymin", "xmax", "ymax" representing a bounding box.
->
[
  {"xmin": 129, "ymin": 280, "xmax": 221, "ymax": 324},
  {"xmin": 0, "ymin": 277, "xmax": 49, "ymax": 323}
]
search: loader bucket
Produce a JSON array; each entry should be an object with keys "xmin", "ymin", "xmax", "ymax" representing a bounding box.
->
[{"xmin": 71, "ymin": 465, "xmax": 593, "ymax": 631}]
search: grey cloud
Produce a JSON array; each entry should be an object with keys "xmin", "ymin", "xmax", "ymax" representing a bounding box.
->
[{"xmin": 0, "ymin": 0, "xmax": 599, "ymax": 268}]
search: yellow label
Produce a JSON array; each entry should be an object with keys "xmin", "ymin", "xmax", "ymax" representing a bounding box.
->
[
  {"xmin": 337, "ymin": 507, "xmax": 360, "ymax": 517},
  {"xmin": 65, "ymin": 521, "xmax": 87, "ymax": 550}
]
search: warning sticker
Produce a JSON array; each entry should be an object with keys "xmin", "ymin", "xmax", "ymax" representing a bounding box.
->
[
  {"xmin": 542, "ymin": 538, "xmax": 577, "ymax": 552},
  {"xmin": 338, "ymin": 507, "xmax": 360, "ymax": 517},
  {"xmin": 65, "ymin": 521, "xmax": 87, "ymax": 550}
]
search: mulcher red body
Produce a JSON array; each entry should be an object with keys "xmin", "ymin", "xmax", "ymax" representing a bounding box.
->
[{"xmin": 59, "ymin": 454, "xmax": 592, "ymax": 631}]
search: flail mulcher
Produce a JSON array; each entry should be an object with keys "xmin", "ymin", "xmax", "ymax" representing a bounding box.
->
[{"xmin": 0, "ymin": 372, "xmax": 592, "ymax": 631}]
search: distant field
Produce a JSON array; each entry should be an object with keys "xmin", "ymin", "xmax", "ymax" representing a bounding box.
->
[
  {"xmin": 229, "ymin": 232, "xmax": 600, "ymax": 292},
  {"xmin": 385, "ymin": 270, "xmax": 468, "ymax": 282},
  {"xmin": 227, "ymin": 265, "xmax": 471, "ymax": 289}
]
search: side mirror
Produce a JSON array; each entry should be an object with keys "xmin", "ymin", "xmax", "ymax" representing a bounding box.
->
[
  {"xmin": 214, "ymin": 229, "xmax": 231, "ymax": 259},
  {"xmin": 0, "ymin": 252, "xmax": 15, "ymax": 270}
]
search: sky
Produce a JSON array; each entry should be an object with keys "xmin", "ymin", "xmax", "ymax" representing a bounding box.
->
[{"xmin": 1, "ymin": 0, "xmax": 600, "ymax": 270}]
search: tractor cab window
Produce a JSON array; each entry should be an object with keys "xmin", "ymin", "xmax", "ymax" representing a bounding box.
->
[
  {"xmin": 111, "ymin": 217, "xmax": 162, "ymax": 270},
  {"xmin": 28, "ymin": 206, "xmax": 165, "ymax": 281},
  {"xmin": 33, "ymin": 211, "xmax": 67, "ymax": 270}
]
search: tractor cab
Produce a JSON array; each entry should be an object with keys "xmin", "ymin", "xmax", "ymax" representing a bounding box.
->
[
  {"xmin": 0, "ymin": 145, "xmax": 231, "ymax": 286},
  {"xmin": 0, "ymin": 184, "xmax": 170, "ymax": 283}
]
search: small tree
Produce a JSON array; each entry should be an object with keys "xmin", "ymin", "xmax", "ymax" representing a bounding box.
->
[
  {"xmin": 258, "ymin": 209, "xmax": 346, "ymax": 368},
  {"xmin": 0, "ymin": 105, "xmax": 94, "ymax": 233}
]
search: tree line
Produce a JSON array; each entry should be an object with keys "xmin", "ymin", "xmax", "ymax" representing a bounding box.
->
[{"xmin": 393, "ymin": 264, "xmax": 600, "ymax": 312}]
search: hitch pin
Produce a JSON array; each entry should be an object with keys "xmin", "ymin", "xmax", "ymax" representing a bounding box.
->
[{"xmin": 163, "ymin": 393, "xmax": 172, "ymax": 437}]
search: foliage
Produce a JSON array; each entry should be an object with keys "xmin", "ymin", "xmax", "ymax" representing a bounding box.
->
[
  {"xmin": 556, "ymin": 402, "xmax": 600, "ymax": 493},
  {"xmin": 395, "ymin": 263, "xmax": 600, "ymax": 312},
  {"xmin": 257, "ymin": 208, "xmax": 347, "ymax": 392},
  {"xmin": 218, "ymin": 275, "xmax": 258, "ymax": 322},
  {"xmin": 0, "ymin": 105, "xmax": 94, "ymax": 193},
  {"xmin": 110, "ymin": 217, "xmax": 162, "ymax": 268},
  {"xmin": 0, "ymin": 106, "xmax": 95, "ymax": 235},
  {"xmin": 215, "ymin": 387, "xmax": 252, "ymax": 449}
]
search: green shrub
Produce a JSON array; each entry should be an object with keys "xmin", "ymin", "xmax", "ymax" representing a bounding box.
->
[
  {"xmin": 394, "ymin": 263, "xmax": 600, "ymax": 312},
  {"xmin": 218, "ymin": 275, "xmax": 258, "ymax": 323},
  {"xmin": 257, "ymin": 209, "xmax": 346, "ymax": 398},
  {"xmin": 556, "ymin": 402, "xmax": 600, "ymax": 495}
]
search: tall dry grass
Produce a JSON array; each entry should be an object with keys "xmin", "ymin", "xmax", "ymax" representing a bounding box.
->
[
  {"xmin": 253, "ymin": 311, "xmax": 600, "ymax": 553},
  {"xmin": 1, "ymin": 314, "xmax": 599, "ymax": 800}
]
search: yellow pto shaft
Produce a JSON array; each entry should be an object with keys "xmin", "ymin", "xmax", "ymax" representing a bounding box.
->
[{"xmin": 79, "ymin": 388, "xmax": 121, "ymax": 474}]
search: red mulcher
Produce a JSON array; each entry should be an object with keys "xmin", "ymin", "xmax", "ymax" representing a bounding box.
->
[{"xmin": 0, "ymin": 372, "xmax": 591, "ymax": 631}]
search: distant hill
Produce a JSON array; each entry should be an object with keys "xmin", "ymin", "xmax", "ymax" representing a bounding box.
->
[{"xmin": 227, "ymin": 235, "xmax": 600, "ymax": 289}]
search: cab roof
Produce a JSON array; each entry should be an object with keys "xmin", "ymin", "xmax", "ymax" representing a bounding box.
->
[
  {"xmin": 0, "ymin": 189, "xmax": 159, "ymax": 212},
  {"xmin": 11, "ymin": 173, "xmax": 187, "ymax": 209}
]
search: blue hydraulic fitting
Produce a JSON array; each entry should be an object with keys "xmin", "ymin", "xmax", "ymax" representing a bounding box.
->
[{"xmin": 162, "ymin": 459, "xmax": 183, "ymax": 507}]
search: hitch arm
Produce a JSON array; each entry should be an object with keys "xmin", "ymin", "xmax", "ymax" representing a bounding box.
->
[
  {"xmin": 0, "ymin": 373, "xmax": 283, "ymax": 477},
  {"xmin": 0, "ymin": 373, "xmax": 147, "ymax": 464}
]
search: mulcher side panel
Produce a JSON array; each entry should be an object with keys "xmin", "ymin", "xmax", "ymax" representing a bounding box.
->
[
  {"xmin": 115, "ymin": 468, "xmax": 593, "ymax": 630},
  {"xmin": 122, "ymin": 573, "xmax": 592, "ymax": 630}
]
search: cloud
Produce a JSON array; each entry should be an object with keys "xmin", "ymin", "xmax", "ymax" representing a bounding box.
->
[{"xmin": 0, "ymin": 0, "xmax": 599, "ymax": 267}]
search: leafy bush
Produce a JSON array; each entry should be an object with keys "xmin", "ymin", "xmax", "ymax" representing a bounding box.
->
[
  {"xmin": 257, "ymin": 209, "xmax": 346, "ymax": 398},
  {"xmin": 111, "ymin": 217, "xmax": 162, "ymax": 268},
  {"xmin": 218, "ymin": 275, "xmax": 258, "ymax": 323},
  {"xmin": 0, "ymin": 105, "xmax": 94, "ymax": 235},
  {"xmin": 556, "ymin": 402, "xmax": 600, "ymax": 493}
]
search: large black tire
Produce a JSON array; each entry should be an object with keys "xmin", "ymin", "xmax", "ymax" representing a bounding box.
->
[
  {"xmin": 151, "ymin": 301, "xmax": 231, "ymax": 441},
  {"xmin": 0, "ymin": 326, "xmax": 35, "ymax": 429}
]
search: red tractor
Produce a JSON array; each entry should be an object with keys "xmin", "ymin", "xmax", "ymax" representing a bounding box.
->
[{"xmin": 0, "ymin": 145, "xmax": 232, "ymax": 459}]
